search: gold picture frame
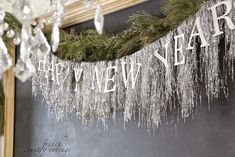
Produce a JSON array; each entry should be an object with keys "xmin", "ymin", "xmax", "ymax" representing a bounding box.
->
[{"xmin": 3, "ymin": 43, "xmax": 15, "ymax": 157}]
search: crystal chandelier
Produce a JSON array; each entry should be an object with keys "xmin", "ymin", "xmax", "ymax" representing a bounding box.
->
[{"xmin": 0, "ymin": 0, "xmax": 104, "ymax": 82}]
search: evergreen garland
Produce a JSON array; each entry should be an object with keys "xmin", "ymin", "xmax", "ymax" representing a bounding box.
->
[
  {"xmin": 1, "ymin": 0, "xmax": 206, "ymax": 62},
  {"xmin": 57, "ymin": 0, "xmax": 205, "ymax": 62}
]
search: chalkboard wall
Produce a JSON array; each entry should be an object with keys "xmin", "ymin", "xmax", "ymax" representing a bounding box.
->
[{"xmin": 14, "ymin": 0, "xmax": 235, "ymax": 157}]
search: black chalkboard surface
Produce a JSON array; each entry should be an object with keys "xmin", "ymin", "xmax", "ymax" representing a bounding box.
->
[
  {"xmin": 14, "ymin": 1, "xmax": 235, "ymax": 157},
  {"xmin": 14, "ymin": 77, "xmax": 235, "ymax": 157}
]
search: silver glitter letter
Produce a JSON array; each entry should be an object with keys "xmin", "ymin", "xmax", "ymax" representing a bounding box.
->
[
  {"xmin": 104, "ymin": 66, "xmax": 117, "ymax": 93},
  {"xmin": 209, "ymin": 1, "xmax": 235, "ymax": 37},
  {"xmin": 74, "ymin": 67, "xmax": 83, "ymax": 92},
  {"xmin": 174, "ymin": 34, "xmax": 185, "ymax": 66},
  {"xmin": 154, "ymin": 42, "xmax": 169, "ymax": 69},
  {"xmin": 121, "ymin": 61, "xmax": 142, "ymax": 89},
  {"xmin": 187, "ymin": 17, "xmax": 209, "ymax": 50}
]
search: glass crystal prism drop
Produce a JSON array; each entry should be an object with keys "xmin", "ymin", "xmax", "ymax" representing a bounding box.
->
[
  {"xmin": 83, "ymin": 0, "xmax": 93, "ymax": 9},
  {"xmin": 0, "ymin": 5, "xmax": 5, "ymax": 23},
  {"xmin": 23, "ymin": 5, "xmax": 31, "ymax": 14},
  {"xmin": 20, "ymin": 39, "xmax": 31, "ymax": 62},
  {"xmin": 51, "ymin": 23, "xmax": 60, "ymax": 52},
  {"xmin": 0, "ymin": 69, "xmax": 3, "ymax": 79},
  {"xmin": 20, "ymin": 26, "xmax": 32, "ymax": 62},
  {"xmin": 54, "ymin": 9, "xmax": 64, "ymax": 27},
  {"xmin": 32, "ymin": 27, "xmax": 51, "ymax": 59},
  {"xmin": 14, "ymin": 58, "xmax": 36, "ymax": 82},
  {"xmin": 12, "ymin": 0, "xmax": 34, "ymax": 26},
  {"xmin": 94, "ymin": 3, "xmax": 104, "ymax": 35},
  {"xmin": 0, "ymin": 25, "xmax": 3, "ymax": 36},
  {"xmin": 0, "ymin": 37, "xmax": 12, "ymax": 79},
  {"xmin": 54, "ymin": 0, "xmax": 64, "ymax": 27}
]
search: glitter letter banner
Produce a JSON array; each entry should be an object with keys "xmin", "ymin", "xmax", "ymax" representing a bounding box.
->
[{"xmin": 32, "ymin": 0, "xmax": 235, "ymax": 131}]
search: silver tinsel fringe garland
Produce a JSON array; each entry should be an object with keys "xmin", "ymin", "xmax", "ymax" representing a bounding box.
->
[{"xmin": 32, "ymin": 0, "xmax": 235, "ymax": 131}]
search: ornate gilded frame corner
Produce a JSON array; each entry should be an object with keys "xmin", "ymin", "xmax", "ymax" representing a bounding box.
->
[
  {"xmin": 3, "ymin": 43, "xmax": 15, "ymax": 157},
  {"xmin": 42, "ymin": 0, "xmax": 148, "ymax": 27}
]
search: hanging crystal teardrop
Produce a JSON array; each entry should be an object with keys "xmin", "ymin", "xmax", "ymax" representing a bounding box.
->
[
  {"xmin": 0, "ymin": 5, "xmax": 5, "ymax": 23},
  {"xmin": 12, "ymin": 0, "xmax": 34, "ymax": 26},
  {"xmin": 32, "ymin": 27, "xmax": 51, "ymax": 59},
  {"xmin": 20, "ymin": 26, "xmax": 32, "ymax": 63},
  {"xmin": 14, "ymin": 58, "xmax": 36, "ymax": 82},
  {"xmin": 83, "ymin": 0, "xmax": 93, "ymax": 9},
  {"xmin": 51, "ymin": 23, "xmax": 60, "ymax": 52},
  {"xmin": 0, "ymin": 37, "xmax": 12, "ymax": 79},
  {"xmin": 94, "ymin": 3, "xmax": 104, "ymax": 35}
]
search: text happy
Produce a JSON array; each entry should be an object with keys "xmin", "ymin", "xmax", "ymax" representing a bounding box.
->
[{"xmin": 38, "ymin": 0, "xmax": 235, "ymax": 93}]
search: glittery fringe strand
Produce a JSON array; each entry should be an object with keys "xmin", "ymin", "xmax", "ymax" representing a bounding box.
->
[{"xmin": 32, "ymin": 0, "xmax": 235, "ymax": 131}]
